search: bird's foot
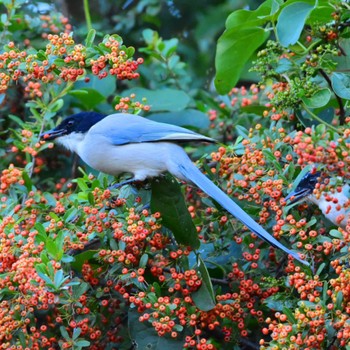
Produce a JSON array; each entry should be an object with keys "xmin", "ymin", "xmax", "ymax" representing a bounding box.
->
[{"xmin": 108, "ymin": 178, "xmax": 151, "ymax": 190}]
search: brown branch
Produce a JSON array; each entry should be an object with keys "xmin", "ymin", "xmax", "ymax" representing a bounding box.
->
[{"xmin": 319, "ymin": 68, "xmax": 345, "ymax": 125}]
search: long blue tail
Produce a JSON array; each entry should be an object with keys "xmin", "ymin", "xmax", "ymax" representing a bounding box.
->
[{"xmin": 178, "ymin": 163, "xmax": 308, "ymax": 266}]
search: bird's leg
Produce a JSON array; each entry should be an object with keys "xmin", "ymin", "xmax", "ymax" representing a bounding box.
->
[
  {"xmin": 108, "ymin": 178, "xmax": 151, "ymax": 190},
  {"xmin": 108, "ymin": 178, "xmax": 138, "ymax": 189}
]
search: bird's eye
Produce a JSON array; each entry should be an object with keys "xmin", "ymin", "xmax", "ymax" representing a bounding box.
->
[{"xmin": 67, "ymin": 120, "xmax": 75, "ymax": 127}]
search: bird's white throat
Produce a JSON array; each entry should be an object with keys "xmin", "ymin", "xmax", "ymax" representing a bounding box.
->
[{"xmin": 56, "ymin": 132, "xmax": 86, "ymax": 153}]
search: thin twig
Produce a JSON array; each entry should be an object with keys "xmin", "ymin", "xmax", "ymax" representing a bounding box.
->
[
  {"xmin": 83, "ymin": 0, "xmax": 92, "ymax": 32},
  {"xmin": 303, "ymin": 104, "xmax": 340, "ymax": 133}
]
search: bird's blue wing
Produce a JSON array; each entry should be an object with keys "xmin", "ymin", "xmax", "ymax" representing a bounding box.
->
[{"xmin": 89, "ymin": 113, "xmax": 215, "ymax": 145}]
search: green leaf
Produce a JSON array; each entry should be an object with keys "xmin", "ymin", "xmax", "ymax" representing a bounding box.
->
[
  {"xmin": 34, "ymin": 222, "xmax": 47, "ymax": 237},
  {"xmin": 8, "ymin": 114, "xmax": 25, "ymax": 127},
  {"xmin": 301, "ymin": 88, "xmax": 331, "ymax": 108},
  {"xmin": 139, "ymin": 254, "xmax": 148, "ymax": 268},
  {"xmin": 323, "ymin": 281, "xmax": 328, "ymax": 305},
  {"xmin": 88, "ymin": 192, "xmax": 95, "ymax": 205},
  {"xmin": 69, "ymin": 88, "xmax": 105, "ymax": 109},
  {"xmin": 147, "ymin": 110, "xmax": 210, "ymax": 129},
  {"xmin": 211, "ymin": 2, "xmax": 272, "ymax": 94},
  {"xmin": 271, "ymin": 0, "xmax": 283, "ymax": 15},
  {"xmin": 276, "ymin": 2, "xmax": 314, "ymax": 47},
  {"xmin": 151, "ymin": 174, "xmax": 200, "ymax": 249},
  {"xmin": 225, "ymin": 0, "xmax": 273, "ymax": 28},
  {"xmin": 75, "ymin": 340, "xmax": 90, "ymax": 347},
  {"xmin": 275, "ymin": 58, "xmax": 293, "ymax": 73},
  {"xmin": 262, "ymin": 149, "xmax": 282, "ymax": 171},
  {"xmin": 43, "ymin": 192, "xmax": 57, "ymax": 206},
  {"xmin": 215, "ymin": 27, "xmax": 269, "ymax": 94},
  {"xmin": 71, "ymin": 250, "xmax": 97, "ymax": 271},
  {"xmin": 1, "ymin": 14, "xmax": 7, "ymax": 25},
  {"xmin": 37, "ymin": 272, "xmax": 54, "ymax": 286},
  {"xmin": 128, "ymin": 309, "xmax": 185, "ymax": 349},
  {"xmin": 225, "ymin": 10, "xmax": 264, "ymax": 29},
  {"xmin": 76, "ymin": 178, "xmax": 89, "ymax": 191},
  {"xmin": 295, "ymin": 107, "xmax": 334, "ymax": 129},
  {"xmin": 307, "ymin": 2, "xmax": 334, "ymax": 24},
  {"xmin": 316, "ymin": 262, "xmax": 326, "ymax": 276},
  {"xmin": 192, "ymin": 256, "xmax": 216, "ymax": 311},
  {"xmin": 122, "ymin": 88, "xmax": 191, "ymax": 112},
  {"xmin": 72, "ymin": 327, "xmax": 82, "ymax": 340},
  {"xmin": 63, "ymin": 207, "xmax": 79, "ymax": 223},
  {"xmin": 264, "ymin": 296, "xmax": 294, "ymax": 311},
  {"xmin": 13, "ymin": 0, "xmax": 26, "ymax": 7},
  {"xmin": 49, "ymin": 212, "xmax": 60, "ymax": 221},
  {"xmin": 60, "ymin": 326, "xmax": 71, "ymax": 340},
  {"xmin": 329, "ymin": 229, "xmax": 344, "ymax": 239},
  {"xmin": 161, "ymin": 38, "xmax": 178, "ymax": 57},
  {"xmin": 85, "ymin": 29, "xmax": 96, "ymax": 47},
  {"xmin": 40, "ymin": 251, "xmax": 50, "ymax": 264},
  {"xmin": 72, "ymin": 282, "xmax": 89, "ymax": 299},
  {"xmin": 36, "ymin": 50, "xmax": 47, "ymax": 61},
  {"xmin": 152, "ymin": 282, "xmax": 162, "ymax": 297},
  {"xmin": 46, "ymin": 238, "xmax": 63, "ymax": 260},
  {"xmin": 74, "ymin": 74, "xmax": 116, "ymax": 98},
  {"xmin": 22, "ymin": 171, "xmax": 32, "ymax": 192},
  {"xmin": 142, "ymin": 29, "xmax": 158, "ymax": 44},
  {"xmin": 332, "ymin": 39, "xmax": 350, "ymax": 72},
  {"xmin": 34, "ymin": 222, "xmax": 47, "ymax": 242},
  {"xmin": 53, "ymin": 269, "xmax": 64, "ymax": 288},
  {"xmin": 282, "ymin": 306, "xmax": 297, "ymax": 324},
  {"xmin": 50, "ymin": 98, "xmax": 64, "ymax": 113},
  {"xmin": 336, "ymin": 291, "xmax": 343, "ymax": 310},
  {"xmin": 331, "ymin": 72, "xmax": 350, "ymax": 100},
  {"xmin": 35, "ymin": 263, "xmax": 47, "ymax": 276}
]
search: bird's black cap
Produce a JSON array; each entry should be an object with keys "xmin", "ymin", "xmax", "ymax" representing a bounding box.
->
[
  {"xmin": 40, "ymin": 112, "xmax": 107, "ymax": 140},
  {"xmin": 285, "ymin": 171, "xmax": 321, "ymax": 203}
]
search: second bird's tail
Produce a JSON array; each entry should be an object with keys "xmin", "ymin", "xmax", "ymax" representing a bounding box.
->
[{"xmin": 177, "ymin": 162, "xmax": 308, "ymax": 266}]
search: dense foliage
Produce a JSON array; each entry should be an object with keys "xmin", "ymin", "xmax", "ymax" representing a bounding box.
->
[{"xmin": 1, "ymin": 0, "xmax": 350, "ymax": 349}]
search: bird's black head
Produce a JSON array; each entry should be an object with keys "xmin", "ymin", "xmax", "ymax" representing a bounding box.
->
[
  {"xmin": 285, "ymin": 171, "xmax": 321, "ymax": 204},
  {"xmin": 41, "ymin": 112, "xmax": 107, "ymax": 141}
]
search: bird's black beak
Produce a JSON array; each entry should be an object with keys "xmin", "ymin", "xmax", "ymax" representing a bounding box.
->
[
  {"xmin": 284, "ymin": 187, "xmax": 313, "ymax": 204},
  {"xmin": 40, "ymin": 127, "xmax": 67, "ymax": 141}
]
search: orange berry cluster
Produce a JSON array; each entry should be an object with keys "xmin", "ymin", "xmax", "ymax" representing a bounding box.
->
[
  {"xmin": 208, "ymin": 85, "xmax": 264, "ymax": 142},
  {"xmin": 0, "ymin": 46, "xmax": 27, "ymax": 93},
  {"xmin": 328, "ymin": 260, "xmax": 350, "ymax": 346},
  {"xmin": 114, "ymin": 93, "xmax": 150, "ymax": 112},
  {"xmin": 40, "ymin": 14, "xmax": 72, "ymax": 38},
  {"xmin": 260, "ymin": 261, "xmax": 350, "ymax": 349},
  {"xmin": 0, "ymin": 213, "xmax": 58, "ymax": 348},
  {"xmin": 287, "ymin": 128, "xmax": 350, "ymax": 173},
  {"xmin": 184, "ymin": 336, "xmax": 216, "ymax": 349},
  {"xmin": 0, "ymin": 164, "xmax": 24, "ymax": 193},
  {"xmin": 90, "ymin": 35, "xmax": 143, "ymax": 80},
  {"xmin": 0, "ymin": 33, "xmax": 142, "ymax": 98}
]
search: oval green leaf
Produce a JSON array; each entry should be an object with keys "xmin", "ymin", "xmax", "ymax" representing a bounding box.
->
[
  {"xmin": 150, "ymin": 174, "xmax": 200, "ymax": 249},
  {"xmin": 301, "ymin": 88, "xmax": 331, "ymax": 108},
  {"xmin": 122, "ymin": 87, "xmax": 191, "ymax": 112},
  {"xmin": 331, "ymin": 72, "xmax": 350, "ymax": 100},
  {"xmin": 215, "ymin": 27, "xmax": 269, "ymax": 95},
  {"xmin": 192, "ymin": 256, "xmax": 216, "ymax": 311},
  {"xmin": 276, "ymin": 2, "xmax": 314, "ymax": 47}
]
